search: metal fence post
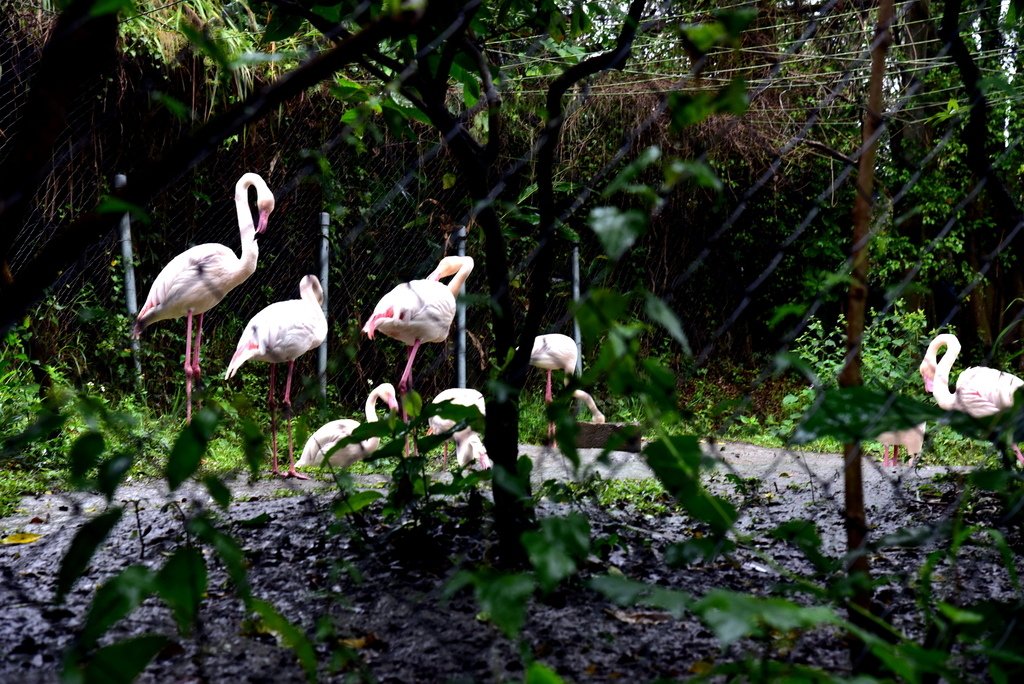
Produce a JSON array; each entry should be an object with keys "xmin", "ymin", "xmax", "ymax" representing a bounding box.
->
[
  {"xmin": 457, "ymin": 225, "xmax": 467, "ymax": 388},
  {"xmin": 115, "ymin": 174, "xmax": 143, "ymax": 386},
  {"xmin": 572, "ymin": 242, "xmax": 582, "ymax": 374},
  {"xmin": 319, "ymin": 211, "xmax": 330, "ymax": 400}
]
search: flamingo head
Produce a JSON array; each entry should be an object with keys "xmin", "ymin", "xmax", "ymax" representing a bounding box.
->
[
  {"xmin": 919, "ymin": 358, "xmax": 935, "ymax": 393},
  {"xmin": 362, "ymin": 307, "xmax": 394, "ymax": 339},
  {"xmin": 299, "ymin": 275, "xmax": 324, "ymax": 305},
  {"xmin": 380, "ymin": 384, "xmax": 399, "ymax": 411},
  {"xmin": 255, "ymin": 196, "xmax": 274, "ymax": 235}
]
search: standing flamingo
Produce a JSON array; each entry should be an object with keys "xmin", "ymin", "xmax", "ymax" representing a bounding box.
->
[
  {"xmin": 361, "ymin": 256, "xmax": 474, "ymax": 414},
  {"xmin": 919, "ymin": 333, "xmax": 1024, "ymax": 464},
  {"xmin": 225, "ymin": 275, "xmax": 328, "ymax": 479},
  {"xmin": 295, "ymin": 383, "xmax": 399, "ymax": 469},
  {"xmin": 427, "ymin": 387, "xmax": 490, "ymax": 469},
  {"xmin": 875, "ymin": 423, "xmax": 926, "ymax": 467},
  {"xmin": 529, "ymin": 333, "xmax": 581, "ymax": 439},
  {"xmin": 134, "ymin": 173, "xmax": 274, "ymax": 423}
]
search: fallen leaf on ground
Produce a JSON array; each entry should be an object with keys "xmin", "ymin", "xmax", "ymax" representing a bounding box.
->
[{"xmin": 2, "ymin": 533, "xmax": 43, "ymax": 545}]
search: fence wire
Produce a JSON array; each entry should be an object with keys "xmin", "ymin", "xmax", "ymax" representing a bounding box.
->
[{"xmin": 4, "ymin": 1, "xmax": 1023, "ymax": 638}]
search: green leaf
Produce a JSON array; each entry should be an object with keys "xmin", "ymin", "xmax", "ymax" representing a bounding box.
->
[
  {"xmin": 78, "ymin": 566, "xmax": 156, "ymax": 648},
  {"xmin": 443, "ymin": 172, "xmax": 457, "ymax": 190},
  {"xmin": 590, "ymin": 574, "xmax": 691, "ymax": 618},
  {"xmin": 188, "ymin": 515, "xmax": 250, "ymax": 599},
  {"xmin": 71, "ymin": 635, "xmax": 168, "ymax": 684},
  {"xmin": 644, "ymin": 293, "xmax": 691, "ymax": 355},
  {"xmin": 96, "ymin": 454, "xmax": 132, "ymax": 499},
  {"xmin": 521, "ymin": 514, "xmax": 590, "ymax": 592},
  {"xmin": 603, "ymin": 146, "xmax": 661, "ymax": 197},
  {"xmin": 166, "ymin": 408, "xmax": 219, "ymax": 491},
  {"xmin": 203, "ymin": 476, "xmax": 231, "ymax": 509},
  {"xmin": 263, "ymin": 12, "xmax": 304, "ymax": 43},
  {"xmin": 475, "ymin": 572, "xmax": 536, "ymax": 638},
  {"xmin": 96, "ymin": 196, "xmax": 150, "ymax": 222},
  {"xmin": 525, "ymin": 661, "xmax": 565, "ymax": 684},
  {"xmin": 155, "ymin": 548, "xmax": 207, "ymax": 634},
  {"xmin": 250, "ymin": 599, "xmax": 317, "ymax": 679},
  {"xmin": 664, "ymin": 159, "xmax": 722, "ymax": 192},
  {"xmin": 644, "ymin": 436, "xmax": 737, "ymax": 536},
  {"xmin": 693, "ymin": 590, "xmax": 838, "ymax": 645},
  {"xmin": 936, "ymin": 602, "xmax": 984, "ymax": 625},
  {"xmin": 334, "ymin": 490, "xmax": 383, "ymax": 516},
  {"xmin": 57, "ymin": 507, "xmax": 123, "ymax": 602},
  {"xmin": 588, "ymin": 207, "xmax": 648, "ymax": 261},
  {"xmin": 769, "ymin": 520, "xmax": 836, "ymax": 574},
  {"xmin": 238, "ymin": 417, "xmax": 265, "ymax": 478},
  {"xmin": 88, "ymin": 0, "xmax": 133, "ymax": 18},
  {"xmin": 69, "ymin": 432, "xmax": 105, "ymax": 485},
  {"xmin": 236, "ymin": 512, "xmax": 272, "ymax": 529}
]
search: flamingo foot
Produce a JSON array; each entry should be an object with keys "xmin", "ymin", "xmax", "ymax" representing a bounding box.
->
[{"xmin": 281, "ymin": 468, "xmax": 310, "ymax": 480}]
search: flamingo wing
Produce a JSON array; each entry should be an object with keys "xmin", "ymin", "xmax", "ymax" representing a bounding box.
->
[
  {"xmin": 367, "ymin": 280, "xmax": 455, "ymax": 345},
  {"xmin": 297, "ymin": 419, "xmax": 373, "ymax": 468},
  {"xmin": 955, "ymin": 366, "xmax": 1024, "ymax": 417},
  {"xmin": 137, "ymin": 244, "xmax": 243, "ymax": 327}
]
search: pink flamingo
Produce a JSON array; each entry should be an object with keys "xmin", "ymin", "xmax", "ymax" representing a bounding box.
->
[
  {"xmin": 295, "ymin": 383, "xmax": 399, "ymax": 469},
  {"xmin": 919, "ymin": 333, "xmax": 1024, "ymax": 464},
  {"xmin": 134, "ymin": 173, "xmax": 274, "ymax": 423},
  {"xmin": 876, "ymin": 423, "xmax": 926, "ymax": 467},
  {"xmin": 225, "ymin": 275, "xmax": 328, "ymax": 479},
  {"xmin": 427, "ymin": 387, "xmax": 490, "ymax": 469},
  {"xmin": 530, "ymin": 333, "xmax": 580, "ymax": 439},
  {"xmin": 361, "ymin": 256, "xmax": 474, "ymax": 413}
]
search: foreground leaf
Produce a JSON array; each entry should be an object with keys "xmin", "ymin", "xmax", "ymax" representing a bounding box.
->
[
  {"xmin": 2, "ymin": 532, "xmax": 43, "ymax": 544},
  {"xmin": 56, "ymin": 507, "xmax": 123, "ymax": 602},
  {"xmin": 66, "ymin": 634, "xmax": 167, "ymax": 684},
  {"xmin": 155, "ymin": 547, "xmax": 208, "ymax": 634}
]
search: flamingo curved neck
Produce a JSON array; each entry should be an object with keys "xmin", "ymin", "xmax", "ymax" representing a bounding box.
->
[
  {"xmin": 365, "ymin": 391, "xmax": 383, "ymax": 423},
  {"xmin": 929, "ymin": 334, "xmax": 961, "ymax": 410},
  {"xmin": 235, "ymin": 178, "xmax": 261, "ymax": 273}
]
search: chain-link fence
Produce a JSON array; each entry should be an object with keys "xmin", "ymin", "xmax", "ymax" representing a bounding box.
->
[{"xmin": 4, "ymin": 0, "xmax": 1023, "ymax": 444}]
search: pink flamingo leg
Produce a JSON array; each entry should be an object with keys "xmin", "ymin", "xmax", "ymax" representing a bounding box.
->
[
  {"xmin": 184, "ymin": 310, "xmax": 194, "ymax": 424},
  {"xmin": 1015, "ymin": 444, "xmax": 1024, "ymax": 466},
  {"xmin": 192, "ymin": 313, "xmax": 204, "ymax": 412},
  {"xmin": 893, "ymin": 445, "xmax": 901, "ymax": 467},
  {"xmin": 398, "ymin": 340, "xmax": 422, "ymax": 418},
  {"xmin": 281, "ymin": 360, "xmax": 309, "ymax": 480},
  {"xmin": 881, "ymin": 446, "xmax": 889, "ymax": 467},
  {"xmin": 545, "ymin": 369, "xmax": 555, "ymax": 440},
  {"xmin": 268, "ymin": 364, "xmax": 280, "ymax": 476}
]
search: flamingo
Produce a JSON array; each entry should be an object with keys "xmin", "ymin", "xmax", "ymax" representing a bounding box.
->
[
  {"xmin": 572, "ymin": 390, "xmax": 606, "ymax": 424},
  {"xmin": 529, "ymin": 333, "xmax": 583, "ymax": 439},
  {"xmin": 295, "ymin": 383, "xmax": 399, "ymax": 469},
  {"xmin": 427, "ymin": 387, "xmax": 490, "ymax": 469},
  {"xmin": 875, "ymin": 423, "xmax": 926, "ymax": 467},
  {"xmin": 919, "ymin": 333, "xmax": 1024, "ymax": 464},
  {"xmin": 224, "ymin": 275, "xmax": 328, "ymax": 479},
  {"xmin": 133, "ymin": 173, "xmax": 274, "ymax": 423},
  {"xmin": 361, "ymin": 256, "xmax": 474, "ymax": 414}
]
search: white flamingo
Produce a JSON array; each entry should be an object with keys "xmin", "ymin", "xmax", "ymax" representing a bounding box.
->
[
  {"xmin": 572, "ymin": 390, "xmax": 606, "ymax": 424},
  {"xmin": 876, "ymin": 423, "xmax": 926, "ymax": 467},
  {"xmin": 919, "ymin": 333, "xmax": 1024, "ymax": 464},
  {"xmin": 428, "ymin": 387, "xmax": 490, "ymax": 469},
  {"xmin": 134, "ymin": 173, "xmax": 274, "ymax": 423},
  {"xmin": 225, "ymin": 275, "xmax": 328, "ymax": 479},
  {"xmin": 295, "ymin": 383, "xmax": 399, "ymax": 469},
  {"xmin": 362, "ymin": 256, "xmax": 474, "ymax": 413},
  {"xmin": 530, "ymin": 333, "xmax": 579, "ymax": 403}
]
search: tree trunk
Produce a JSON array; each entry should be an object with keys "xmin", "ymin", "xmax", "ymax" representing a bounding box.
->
[{"xmin": 839, "ymin": 0, "xmax": 894, "ymax": 673}]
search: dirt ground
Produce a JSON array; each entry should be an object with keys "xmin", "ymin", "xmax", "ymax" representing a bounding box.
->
[{"xmin": 0, "ymin": 442, "xmax": 1016, "ymax": 682}]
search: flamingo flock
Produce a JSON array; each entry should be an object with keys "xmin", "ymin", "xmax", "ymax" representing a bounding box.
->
[{"xmin": 134, "ymin": 179, "xmax": 603, "ymax": 477}]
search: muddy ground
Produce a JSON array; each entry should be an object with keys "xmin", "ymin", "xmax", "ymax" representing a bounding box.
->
[{"xmin": 0, "ymin": 442, "xmax": 1017, "ymax": 682}]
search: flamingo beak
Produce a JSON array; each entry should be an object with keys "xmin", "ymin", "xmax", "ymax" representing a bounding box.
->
[
  {"xmin": 256, "ymin": 209, "xmax": 270, "ymax": 235},
  {"xmin": 924, "ymin": 377, "xmax": 933, "ymax": 393},
  {"xmin": 362, "ymin": 318, "xmax": 377, "ymax": 339}
]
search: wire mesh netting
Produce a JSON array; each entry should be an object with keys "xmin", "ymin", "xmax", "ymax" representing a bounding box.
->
[{"xmin": 5, "ymin": 0, "xmax": 1024, "ymax": 679}]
